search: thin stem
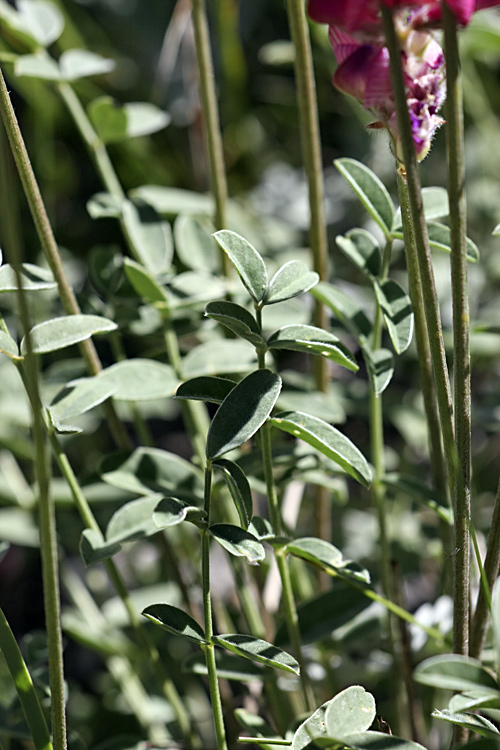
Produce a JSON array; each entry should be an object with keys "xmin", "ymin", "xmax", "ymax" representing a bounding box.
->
[
  {"xmin": 284, "ymin": 0, "xmax": 329, "ymax": 389},
  {"xmin": 443, "ymin": 3, "xmax": 471, "ymax": 659},
  {"xmin": 380, "ymin": 7, "xmax": 455, "ymax": 491},
  {"xmin": 470, "ymin": 479, "xmax": 500, "ymax": 658},
  {"xmin": 0, "ymin": 68, "xmax": 130, "ymax": 451},
  {"xmin": 0, "ymin": 607, "xmax": 53, "ymax": 750},
  {"xmin": 202, "ymin": 464, "xmax": 228, "ymax": 750},
  {"xmin": 190, "ymin": 0, "xmax": 230, "ymax": 274}
]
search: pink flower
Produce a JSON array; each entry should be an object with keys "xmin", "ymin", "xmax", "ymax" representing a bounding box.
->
[{"xmin": 308, "ymin": 0, "xmax": 500, "ymax": 31}]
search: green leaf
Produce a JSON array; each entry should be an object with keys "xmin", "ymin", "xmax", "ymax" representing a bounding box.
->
[
  {"xmin": 205, "ymin": 301, "xmax": 266, "ymax": 347},
  {"xmin": 213, "ymin": 230, "xmax": 268, "ymax": 304},
  {"xmin": 88, "ymin": 97, "xmax": 170, "ymax": 143},
  {"xmin": 170, "ymin": 270, "xmax": 226, "ymax": 309},
  {"xmin": 15, "ymin": 53, "xmax": 61, "ymax": 80},
  {"xmin": 293, "ymin": 700, "xmax": 333, "ymax": 750},
  {"xmin": 153, "ymin": 496, "xmax": 206, "ymax": 529},
  {"xmin": 331, "ymin": 731, "xmax": 427, "ymax": 750},
  {"xmin": 336, "ymin": 229, "xmax": 381, "ymax": 278},
  {"xmin": 122, "ymin": 199, "xmax": 173, "ymax": 276},
  {"xmin": 271, "ymin": 411, "xmax": 372, "ymax": 487},
  {"xmin": 0, "ymin": 263, "xmax": 56, "ymax": 292},
  {"xmin": 264, "ymin": 260, "xmax": 319, "ymax": 305},
  {"xmin": 432, "ymin": 709, "xmax": 500, "ymax": 738},
  {"xmin": 80, "ymin": 529, "xmax": 122, "ymax": 566},
  {"xmin": 213, "ymin": 458, "xmax": 253, "ymax": 529},
  {"xmin": 267, "ymin": 324, "xmax": 358, "ymax": 372},
  {"xmin": 0, "ymin": 0, "xmax": 64, "ymax": 48},
  {"xmin": 174, "ymin": 214, "xmax": 220, "ymax": 273},
  {"xmin": 184, "ymin": 652, "xmax": 264, "ymax": 682},
  {"xmin": 176, "ymin": 376, "xmax": 236, "ymax": 405},
  {"xmin": 100, "ymin": 447, "xmax": 204, "ymax": 502},
  {"xmin": 392, "ymin": 222, "xmax": 479, "ymax": 262},
  {"xmin": 132, "ymin": 185, "xmax": 214, "ymax": 218},
  {"xmin": 0, "ymin": 331, "xmax": 20, "ymax": 360},
  {"xmin": 86, "ymin": 192, "xmax": 122, "ymax": 219},
  {"xmin": 206, "ymin": 369, "xmax": 281, "ymax": 459},
  {"xmin": 361, "ymin": 345, "xmax": 394, "ymax": 396},
  {"xmin": 248, "ymin": 516, "xmax": 275, "ymax": 541},
  {"xmin": 393, "ymin": 186, "xmax": 449, "ymax": 230},
  {"xmin": 374, "ymin": 279, "xmax": 413, "ymax": 354},
  {"xmin": 49, "ymin": 377, "xmax": 115, "ymax": 424},
  {"xmin": 142, "ymin": 603, "xmax": 208, "ymax": 645},
  {"xmin": 325, "ymin": 686, "xmax": 376, "ymax": 738},
  {"xmin": 209, "ymin": 524, "xmax": 265, "ymax": 563},
  {"xmin": 312, "ymin": 282, "xmax": 372, "ymax": 340},
  {"xmin": 181, "ymin": 340, "xmax": 257, "ymax": 378},
  {"xmin": 335, "ymin": 158, "xmax": 394, "ymax": 237},
  {"xmin": 213, "ymin": 634, "xmax": 299, "ymax": 674},
  {"xmin": 97, "ymin": 360, "xmax": 178, "ymax": 400},
  {"xmin": 383, "ymin": 473, "xmax": 452, "ymax": 523},
  {"xmin": 123, "ymin": 258, "xmax": 169, "ymax": 304},
  {"xmin": 414, "ymin": 655, "xmax": 500, "ymax": 694},
  {"xmin": 59, "ymin": 49, "xmax": 115, "ymax": 80},
  {"xmin": 285, "ymin": 538, "xmax": 370, "ymax": 584},
  {"xmin": 105, "ymin": 494, "xmax": 165, "ymax": 544},
  {"xmin": 21, "ymin": 314, "xmax": 117, "ymax": 354}
]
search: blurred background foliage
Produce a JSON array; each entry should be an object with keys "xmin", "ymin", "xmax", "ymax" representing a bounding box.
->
[{"xmin": 1, "ymin": 1, "xmax": 500, "ymax": 748}]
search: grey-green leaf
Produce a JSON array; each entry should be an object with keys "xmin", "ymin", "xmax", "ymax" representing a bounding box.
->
[
  {"xmin": 267, "ymin": 324, "xmax": 358, "ymax": 371},
  {"xmin": 0, "ymin": 263, "xmax": 56, "ymax": 292},
  {"xmin": 285, "ymin": 537, "xmax": 370, "ymax": 584},
  {"xmin": 432, "ymin": 709, "xmax": 500, "ymax": 738},
  {"xmin": 213, "ymin": 230, "xmax": 268, "ymax": 304},
  {"xmin": 49, "ymin": 377, "xmax": 116, "ymax": 423},
  {"xmin": 105, "ymin": 494, "xmax": 165, "ymax": 544},
  {"xmin": 312, "ymin": 282, "xmax": 372, "ymax": 340},
  {"xmin": 88, "ymin": 97, "xmax": 170, "ymax": 144},
  {"xmin": 213, "ymin": 458, "xmax": 253, "ymax": 529},
  {"xmin": 181, "ymin": 340, "xmax": 257, "ymax": 379},
  {"xmin": 0, "ymin": 331, "xmax": 20, "ymax": 360},
  {"xmin": 174, "ymin": 214, "xmax": 220, "ymax": 273},
  {"xmin": 374, "ymin": 279, "xmax": 413, "ymax": 354},
  {"xmin": 205, "ymin": 301, "xmax": 265, "ymax": 347},
  {"xmin": 213, "ymin": 634, "xmax": 299, "ymax": 674},
  {"xmin": 271, "ymin": 411, "xmax": 372, "ymax": 487},
  {"xmin": 335, "ymin": 158, "xmax": 394, "ymax": 237},
  {"xmin": 153, "ymin": 496, "xmax": 206, "ymax": 529},
  {"xmin": 393, "ymin": 186, "xmax": 449, "ymax": 230},
  {"xmin": 209, "ymin": 524, "xmax": 265, "ymax": 563},
  {"xmin": 414, "ymin": 655, "xmax": 500, "ymax": 694},
  {"xmin": 264, "ymin": 260, "xmax": 319, "ymax": 305},
  {"xmin": 97, "ymin": 360, "xmax": 178, "ymax": 400},
  {"xmin": 333, "ymin": 731, "xmax": 427, "ymax": 750},
  {"xmin": 80, "ymin": 529, "xmax": 122, "ymax": 566},
  {"xmin": 293, "ymin": 700, "xmax": 333, "ymax": 750},
  {"xmin": 392, "ymin": 222, "xmax": 479, "ymax": 262},
  {"xmin": 207, "ymin": 369, "xmax": 281, "ymax": 459},
  {"xmin": 22, "ymin": 314, "xmax": 117, "ymax": 354},
  {"xmin": 176, "ymin": 376, "xmax": 236, "ymax": 405},
  {"xmin": 325, "ymin": 686, "xmax": 376, "ymax": 738},
  {"xmin": 122, "ymin": 199, "xmax": 173, "ymax": 276},
  {"xmin": 142, "ymin": 604, "xmax": 208, "ymax": 645},
  {"xmin": 123, "ymin": 258, "xmax": 169, "ymax": 304},
  {"xmin": 336, "ymin": 229, "xmax": 381, "ymax": 278},
  {"xmin": 362, "ymin": 345, "xmax": 394, "ymax": 396},
  {"xmin": 59, "ymin": 49, "xmax": 115, "ymax": 80}
]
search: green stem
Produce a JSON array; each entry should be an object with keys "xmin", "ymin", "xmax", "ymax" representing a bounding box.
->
[
  {"xmin": 470, "ymin": 479, "xmax": 500, "ymax": 658},
  {"xmin": 45, "ymin": 424, "xmax": 199, "ymax": 748},
  {"xmin": 4, "ymin": 258, "xmax": 67, "ymax": 750},
  {"xmin": 284, "ymin": 0, "xmax": 329, "ymax": 389},
  {"xmin": 0, "ymin": 68, "xmax": 130, "ymax": 451},
  {"xmin": 190, "ymin": 0, "xmax": 230, "ymax": 274},
  {"xmin": 443, "ymin": 3, "xmax": 471, "ymax": 659},
  {"xmin": 380, "ymin": 7, "xmax": 455, "ymax": 489},
  {"xmin": 202, "ymin": 464, "xmax": 228, "ymax": 750},
  {"xmin": 0, "ymin": 607, "xmax": 53, "ymax": 750}
]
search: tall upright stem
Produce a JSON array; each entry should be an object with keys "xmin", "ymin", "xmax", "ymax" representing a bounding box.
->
[
  {"xmin": 443, "ymin": 4, "xmax": 471, "ymax": 659},
  {"xmin": 190, "ymin": 0, "xmax": 230, "ymax": 274},
  {"xmin": 0, "ymin": 69, "xmax": 130, "ymax": 450}
]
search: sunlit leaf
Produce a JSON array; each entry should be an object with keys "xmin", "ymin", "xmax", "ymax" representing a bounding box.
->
[
  {"xmin": 264, "ymin": 260, "xmax": 319, "ymax": 305},
  {"xmin": 153, "ymin": 496, "xmax": 206, "ymax": 529},
  {"xmin": 414, "ymin": 655, "xmax": 500, "ymax": 694},
  {"xmin": 122, "ymin": 198, "xmax": 173, "ymax": 276},
  {"xmin": 335, "ymin": 158, "xmax": 394, "ymax": 237},
  {"xmin": 267, "ymin": 324, "xmax": 358, "ymax": 371},
  {"xmin": 0, "ymin": 263, "xmax": 56, "ymax": 292},
  {"xmin": 181, "ymin": 340, "xmax": 257, "ymax": 379},
  {"xmin": 209, "ymin": 524, "xmax": 265, "ymax": 563},
  {"xmin": 205, "ymin": 301, "xmax": 265, "ymax": 347},
  {"xmin": 432, "ymin": 709, "xmax": 500, "ymax": 738},
  {"xmin": 213, "ymin": 458, "xmax": 253, "ymax": 529},
  {"xmin": 325, "ymin": 686, "xmax": 376, "ymax": 738},
  {"xmin": 213, "ymin": 230, "xmax": 268, "ymax": 304},
  {"xmin": 336, "ymin": 229, "xmax": 381, "ymax": 278},
  {"xmin": 374, "ymin": 279, "xmax": 413, "ymax": 354},
  {"xmin": 105, "ymin": 494, "xmax": 165, "ymax": 544},
  {"xmin": 142, "ymin": 604, "xmax": 207, "ymax": 645},
  {"xmin": 392, "ymin": 186, "xmax": 449, "ymax": 230},
  {"xmin": 22, "ymin": 314, "xmax": 117, "ymax": 354},
  {"xmin": 213, "ymin": 634, "xmax": 299, "ymax": 674},
  {"xmin": 176, "ymin": 376, "xmax": 236, "ymax": 405}
]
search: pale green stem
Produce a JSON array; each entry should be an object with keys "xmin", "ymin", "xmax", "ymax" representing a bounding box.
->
[
  {"xmin": 471, "ymin": 479, "xmax": 500, "ymax": 658},
  {"xmin": 190, "ymin": 0, "xmax": 230, "ymax": 274},
  {"xmin": 202, "ymin": 464, "xmax": 228, "ymax": 750},
  {"xmin": 0, "ymin": 68, "xmax": 130, "ymax": 451},
  {"xmin": 45, "ymin": 423, "xmax": 199, "ymax": 749},
  {"xmin": 443, "ymin": 3, "xmax": 471, "ymax": 661},
  {"xmin": 0, "ymin": 607, "xmax": 53, "ymax": 750}
]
